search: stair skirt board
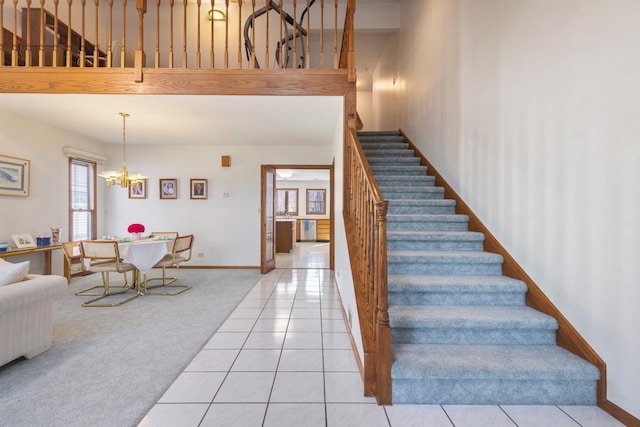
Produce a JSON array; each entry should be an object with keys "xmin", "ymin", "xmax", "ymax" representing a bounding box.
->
[{"xmin": 358, "ymin": 130, "xmax": 600, "ymax": 406}]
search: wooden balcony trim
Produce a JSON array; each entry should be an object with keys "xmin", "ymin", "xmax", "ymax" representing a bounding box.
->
[{"xmin": 0, "ymin": 67, "xmax": 353, "ymax": 96}]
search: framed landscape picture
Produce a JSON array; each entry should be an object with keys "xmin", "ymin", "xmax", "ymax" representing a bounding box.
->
[
  {"xmin": 190, "ymin": 179, "xmax": 208, "ymax": 200},
  {"xmin": 12, "ymin": 234, "xmax": 36, "ymax": 248},
  {"xmin": 0, "ymin": 155, "xmax": 30, "ymax": 197},
  {"xmin": 128, "ymin": 179, "xmax": 147, "ymax": 199},
  {"xmin": 160, "ymin": 178, "xmax": 177, "ymax": 199}
]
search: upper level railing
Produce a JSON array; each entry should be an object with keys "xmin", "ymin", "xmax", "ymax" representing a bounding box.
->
[
  {"xmin": 343, "ymin": 126, "xmax": 391, "ymax": 404},
  {"xmin": 1, "ymin": 0, "xmax": 355, "ymax": 80}
]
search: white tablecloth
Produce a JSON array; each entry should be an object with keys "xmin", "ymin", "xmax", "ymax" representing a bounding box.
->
[{"xmin": 118, "ymin": 240, "xmax": 172, "ymax": 271}]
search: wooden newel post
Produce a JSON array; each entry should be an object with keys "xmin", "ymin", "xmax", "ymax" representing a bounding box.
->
[
  {"xmin": 375, "ymin": 199, "xmax": 392, "ymax": 404},
  {"xmin": 134, "ymin": 0, "xmax": 146, "ymax": 81},
  {"xmin": 347, "ymin": 0, "xmax": 356, "ymax": 82}
]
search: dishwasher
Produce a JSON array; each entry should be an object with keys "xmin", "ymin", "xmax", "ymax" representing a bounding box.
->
[{"xmin": 299, "ymin": 220, "xmax": 317, "ymax": 241}]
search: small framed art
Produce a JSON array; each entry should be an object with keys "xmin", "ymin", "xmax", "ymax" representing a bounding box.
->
[
  {"xmin": 0, "ymin": 155, "xmax": 30, "ymax": 197},
  {"xmin": 190, "ymin": 179, "xmax": 208, "ymax": 200},
  {"xmin": 160, "ymin": 178, "xmax": 178, "ymax": 199},
  {"xmin": 12, "ymin": 234, "xmax": 36, "ymax": 248},
  {"xmin": 128, "ymin": 179, "xmax": 147, "ymax": 199}
]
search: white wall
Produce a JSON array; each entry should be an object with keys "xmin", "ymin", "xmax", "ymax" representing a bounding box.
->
[
  {"xmin": 372, "ymin": 0, "xmax": 639, "ymax": 417},
  {"xmin": 0, "ymin": 109, "xmax": 107, "ymax": 275},
  {"xmin": 103, "ymin": 144, "xmax": 335, "ymax": 267}
]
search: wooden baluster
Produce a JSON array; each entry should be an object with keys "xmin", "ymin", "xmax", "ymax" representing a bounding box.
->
[
  {"xmin": 10, "ymin": 0, "xmax": 16, "ymax": 66},
  {"xmin": 264, "ymin": 0, "xmax": 268, "ymax": 69},
  {"xmin": 66, "ymin": 0, "xmax": 72, "ymax": 67},
  {"xmin": 24, "ymin": 0, "xmax": 32, "ymax": 66},
  {"xmin": 0, "ymin": 0, "xmax": 4, "ymax": 68},
  {"xmin": 80, "ymin": 0, "xmax": 86, "ymax": 67},
  {"xmin": 196, "ymin": 0, "xmax": 201, "ymax": 68},
  {"xmin": 250, "ymin": 0, "xmax": 255, "ymax": 68},
  {"xmin": 319, "ymin": 0, "xmax": 324, "ymax": 69},
  {"xmin": 278, "ymin": 0, "xmax": 282, "ymax": 68},
  {"xmin": 121, "ymin": 0, "xmax": 127, "ymax": 68},
  {"xmin": 224, "ymin": 0, "xmax": 229, "ymax": 68},
  {"xmin": 291, "ymin": 0, "xmax": 296, "ymax": 68},
  {"xmin": 347, "ymin": 0, "xmax": 355, "ymax": 82},
  {"xmin": 375, "ymin": 199, "xmax": 391, "ymax": 404},
  {"xmin": 236, "ymin": 0, "xmax": 242, "ymax": 68},
  {"xmin": 155, "ymin": 0, "xmax": 160, "ymax": 67},
  {"xmin": 107, "ymin": 0, "xmax": 113, "ymax": 67},
  {"xmin": 333, "ymin": 0, "xmax": 337, "ymax": 69},
  {"xmin": 38, "ymin": 0, "xmax": 45, "ymax": 66},
  {"xmin": 305, "ymin": 0, "xmax": 309, "ymax": 69},
  {"xmin": 94, "ymin": 0, "xmax": 100, "ymax": 67},
  {"xmin": 135, "ymin": 0, "xmax": 146, "ymax": 79},
  {"xmin": 209, "ymin": 0, "xmax": 214, "ymax": 68},
  {"xmin": 168, "ymin": 0, "xmax": 174, "ymax": 68},
  {"xmin": 182, "ymin": 0, "xmax": 187, "ymax": 67}
]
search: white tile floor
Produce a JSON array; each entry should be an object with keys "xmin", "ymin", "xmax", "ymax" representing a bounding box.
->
[{"xmin": 138, "ymin": 244, "xmax": 625, "ymax": 427}]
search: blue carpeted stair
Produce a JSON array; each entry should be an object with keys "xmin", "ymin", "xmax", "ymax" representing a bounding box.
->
[{"xmin": 358, "ymin": 130, "xmax": 600, "ymax": 405}]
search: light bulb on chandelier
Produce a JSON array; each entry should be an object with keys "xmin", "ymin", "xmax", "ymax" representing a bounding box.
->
[{"xmin": 99, "ymin": 112, "xmax": 147, "ymax": 188}]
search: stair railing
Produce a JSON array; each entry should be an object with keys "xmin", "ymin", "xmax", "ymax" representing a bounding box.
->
[
  {"xmin": 344, "ymin": 127, "xmax": 391, "ymax": 404},
  {"xmin": 1, "ymin": 0, "xmax": 355, "ymax": 76}
]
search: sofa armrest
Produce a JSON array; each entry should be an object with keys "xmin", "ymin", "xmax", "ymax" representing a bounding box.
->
[{"xmin": 0, "ymin": 275, "xmax": 67, "ymax": 312}]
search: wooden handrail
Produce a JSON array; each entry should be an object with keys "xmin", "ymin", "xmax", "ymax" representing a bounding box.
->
[
  {"xmin": 343, "ymin": 127, "xmax": 391, "ymax": 404},
  {"xmin": 2, "ymin": 0, "xmax": 356, "ymax": 73}
]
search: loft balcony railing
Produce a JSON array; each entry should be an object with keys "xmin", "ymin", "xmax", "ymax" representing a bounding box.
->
[{"xmin": 0, "ymin": 0, "xmax": 355, "ymax": 80}]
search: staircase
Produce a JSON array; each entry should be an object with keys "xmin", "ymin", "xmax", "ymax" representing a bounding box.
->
[{"xmin": 358, "ymin": 130, "xmax": 600, "ymax": 405}]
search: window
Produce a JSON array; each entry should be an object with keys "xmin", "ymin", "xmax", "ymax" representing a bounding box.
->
[
  {"xmin": 306, "ymin": 189, "xmax": 326, "ymax": 215},
  {"xmin": 276, "ymin": 188, "xmax": 298, "ymax": 216},
  {"xmin": 70, "ymin": 158, "xmax": 96, "ymax": 241}
]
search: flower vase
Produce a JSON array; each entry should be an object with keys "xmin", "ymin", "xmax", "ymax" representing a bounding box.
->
[{"xmin": 131, "ymin": 232, "xmax": 142, "ymax": 240}]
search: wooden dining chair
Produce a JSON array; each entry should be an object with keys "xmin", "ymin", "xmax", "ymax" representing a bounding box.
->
[
  {"xmin": 143, "ymin": 234, "xmax": 193, "ymax": 296},
  {"xmin": 79, "ymin": 240, "xmax": 138, "ymax": 307}
]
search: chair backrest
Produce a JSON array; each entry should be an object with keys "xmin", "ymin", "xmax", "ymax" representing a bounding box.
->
[
  {"xmin": 172, "ymin": 234, "xmax": 194, "ymax": 262},
  {"xmin": 62, "ymin": 241, "xmax": 83, "ymax": 274},
  {"xmin": 80, "ymin": 240, "xmax": 125, "ymax": 265}
]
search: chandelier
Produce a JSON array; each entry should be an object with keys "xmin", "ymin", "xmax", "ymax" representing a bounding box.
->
[{"xmin": 99, "ymin": 112, "xmax": 147, "ymax": 188}]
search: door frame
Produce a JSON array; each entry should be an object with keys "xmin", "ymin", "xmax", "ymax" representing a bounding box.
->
[{"xmin": 260, "ymin": 163, "xmax": 335, "ymax": 272}]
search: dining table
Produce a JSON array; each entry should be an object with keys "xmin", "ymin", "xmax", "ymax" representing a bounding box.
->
[{"xmin": 117, "ymin": 239, "xmax": 174, "ymax": 295}]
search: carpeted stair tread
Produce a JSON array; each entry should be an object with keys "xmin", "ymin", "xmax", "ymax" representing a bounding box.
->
[
  {"xmin": 371, "ymin": 165, "xmax": 428, "ymax": 175},
  {"xmin": 388, "ymin": 213, "xmax": 468, "ymax": 222},
  {"xmin": 388, "ymin": 305, "xmax": 558, "ymax": 330},
  {"xmin": 364, "ymin": 150, "xmax": 416, "ymax": 157},
  {"xmin": 388, "ymin": 250, "xmax": 502, "ymax": 262},
  {"xmin": 388, "ymin": 231, "xmax": 484, "ymax": 242},
  {"xmin": 388, "ymin": 275, "xmax": 527, "ymax": 293},
  {"xmin": 391, "ymin": 344, "xmax": 601, "ymax": 381},
  {"xmin": 375, "ymin": 176, "xmax": 436, "ymax": 186}
]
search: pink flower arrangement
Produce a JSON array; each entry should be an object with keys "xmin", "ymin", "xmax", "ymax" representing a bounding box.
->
[{"xmin": 127, "ymin": 223, "xmax": 145, "ymax": 233}]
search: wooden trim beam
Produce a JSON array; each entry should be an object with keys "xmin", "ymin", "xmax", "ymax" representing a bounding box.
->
[{"xmin": 0, "ymin": 68, "xmax": 352, "ymax": 96}]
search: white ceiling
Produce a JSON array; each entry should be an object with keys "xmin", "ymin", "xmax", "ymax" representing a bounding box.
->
[{"xmin": 0, "ymin": 93, "xmax": 344, "ymax": 147}]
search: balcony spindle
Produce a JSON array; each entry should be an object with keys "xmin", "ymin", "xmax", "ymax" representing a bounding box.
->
[
  {"xmin": 169, "ymin": 0, "xmax": 174, "ymax": 68},
  {"xmin": 66, "ymin": 0, "xmax": 72, "ymax": 66},
  {"xmin": 224, "ymin": 0, "xmax": 229, "ymax": 68},
  {"xmin": 121, "ymin": 0, "xmax": 127, "ymax": 69},
  {"xmin": 38, "ymin": 1, "xmax": 45, "ymax": 66},
  {"xmin": 264, "ymin": 0, "xmax": 269, "ymax": 69},
  {"xmin": 94, "ymin": 0, "xmax": 100, "ymax": 67},
  {"xmin": 209, "ymin": 0, "xmax": 214, "ymax": 68},
  {"xmin": 319, "ymin": 0, "xmax": 324, "ymax": 68},
  {"xmin": 196, "ymin": 0, "xmax": 201, "ymax": 68},
  {"xmin": 107, "ymin": 0, "xmax": 113, "ymax": 67},
  {"xmin": 250, "ymin": 0, "xmax": 255, "ymax": 68},
  {"xmin": 24, "ymin": 0, "xmax": 32, "ymax": 66},
  {"xmin": 291, "ymin": 0, "xmax": 296, "ymax": 68},
  {"xmin": 333, "ymin": 0, "xmax": 337, "ymax": 68},
  {"xmin": 80, "ymin": 0, "xmax": 86, "ymax": 67},
  {"xmin": 237, "ymin": 0, "xmax": 242, "ymax": 68},
  {"xmin": 155, "ymin": 0, "xmax": 160, "ymax": 67},
  {"xmin": 182, "ymin": 0, "xmax": 187, "ymax": 67},
  {"xmin": 305, "ymin": 0, "xmax": 309, "ymax": 69},
  {"xmin": 278, "ymin": 0, "xmax": 283, "ymax": 68}
]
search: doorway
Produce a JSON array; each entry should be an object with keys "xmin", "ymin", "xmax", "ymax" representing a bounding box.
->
[{"xmin": 260, "ymin": 164, "xmax": 334, "ymax": 273}]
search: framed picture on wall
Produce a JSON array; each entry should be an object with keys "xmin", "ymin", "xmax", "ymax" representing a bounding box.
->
[
  {"xmin": 190, "ymin": 179, "xmax": 208, "ymax": 200},
  {"xmin": 0, "ymin": 154, "xmax": 30, "ymax": 197},
  {"xmin": 160, "ymin": 178, "xmax": 178, "ymax": 199},
  {"xmin": 128, "ymin": 179, "xmax": 147, "ymax": 199},
  {"xmin": 306, "ymin": 188, "xmax": 326, "ymax": 215}
]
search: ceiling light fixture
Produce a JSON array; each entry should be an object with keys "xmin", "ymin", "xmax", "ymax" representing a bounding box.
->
[
  {"xmin": 276, "ymin": 169, "xmax": 294, "ymax": 179},
  {"xmin": 207, "ymin": 9, "xmax": 226, "ymax": 21},
  {"xmin": 98, "ymin": 112, "xmax": 147, "ymax": 188}
]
